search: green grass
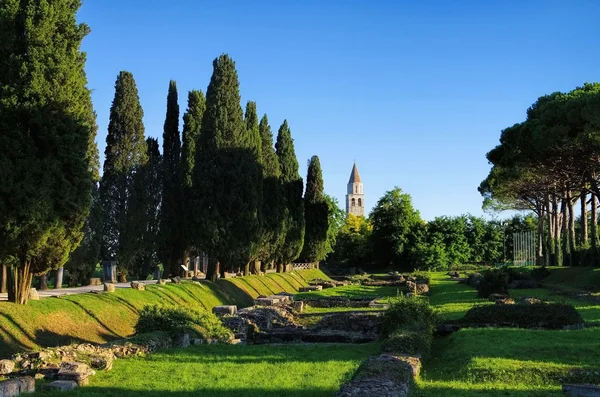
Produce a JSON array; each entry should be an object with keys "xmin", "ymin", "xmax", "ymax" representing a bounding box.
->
[
  {"xmin": 428, "ymin": 272, "xmax": 491, "ymax": 320},
  {"xmin": 37, "ymin": 343, "xmax": 379, "ymax": 397},
  {"xmin": 302, "ymin": 306, "xmax": 384, "ymax": 314},
  {"xmin": 0, "ymin": 269, "xmax": 329, "ymax": 358},
  {"xmin": 296, "ymin": 285, "xmax": 401, "ymax": 300},
  {"xmin": 542, "ymin": 266, "xmax": 600, "ymax": 292}
]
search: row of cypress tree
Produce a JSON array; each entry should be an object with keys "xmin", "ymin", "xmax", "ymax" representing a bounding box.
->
[{"xmin": 97, "ymin": 55, "xmax": 330, "ymax": 282}]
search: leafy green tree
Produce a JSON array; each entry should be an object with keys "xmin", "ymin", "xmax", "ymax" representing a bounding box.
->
[
  {"xmin": 181, "ymin": 90, "xmax": 206, "ymax": 267},
  {"xmin": 190, "ymin": 54, "xmax": 261, "ymax": 281},
  {"xmin": 243, "ymin": 101, "xmax": 264, "ymax": 275},
  {"xmin": 65, "ymin": 183, "xmax": 103, "ymax": 285},
  {"xmin": 326, "ymin": 214, "xmax": 373, "ymax": 270},
  {"xmin": 256, "ymin": 115, "xmax": 285, "ymax": 271},
  {"xmin": 100, "ymin": 71, "xmax": 148, "ymax": 276},
  {"xmin": 275, "ymin": 120, "xmax": 305, "ymax": 271},
  {"xmin": 370, "ymin": 187, "xmax": 425, "ymax": 271},
  {"xmin": 0, "ymin": 0, "xmax": 98, "ymax": 303},
  {"xmin": 323, "ymin": 194, "xmax": 346, "ymax": 260},
  {"xmin": 300, "ymin": 156, "xmax": 329, "ymax": 262},
  {"xmin": 158, "ymin": 81, "xmax": 183, "ymax": 277}
]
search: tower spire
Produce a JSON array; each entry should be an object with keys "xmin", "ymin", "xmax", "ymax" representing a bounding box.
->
[{"xmin": 346, "ymin": 162, "xmax": 364, "ymax": 216}]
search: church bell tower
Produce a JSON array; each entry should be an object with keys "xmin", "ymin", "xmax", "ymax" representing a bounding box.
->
[{"xmin": 346, "ymin": 163, "xmax": 364, "ymax": 216}]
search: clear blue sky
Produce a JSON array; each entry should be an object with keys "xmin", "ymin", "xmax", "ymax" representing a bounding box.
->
[{"xmin": 78, "ymin": 0, "xmax": 600, "ymax": 221}]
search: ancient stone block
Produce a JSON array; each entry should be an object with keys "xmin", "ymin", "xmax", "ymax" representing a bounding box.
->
[
  {"xmin": 88, "ymin": 278, "xmax": 102, "ymax": 286},
  {"xmin": 0, "ymin": 376, "xmax": 35, "ymax": 397},
  {"xmin": 130, "ymin": 282, "xmax": 145, "ymax": 291},
  {"xmin": 157, "ymin": 279, "xmax": 166, "ymax": 285},
  {"xmin": 171, "ymin": 276, "xmax": 181, "ymax": 284},
  {"xmin": 90, "ymin": 355, "xmax": 113, "ymax": 371},
  {"xmin": 299, "ymin": 285, "xmax": 322, "ymax": 292},
  {"xmin": 293, "ymin": 301, "xmax": 305, "ymax": 312},
  {"xmin": 103, "ymin": 283, "xmax": 115, "ymax": 293},
  {"xmin": 0, "ymin": 360, "xmax": 15, "ymax": 375},
  {"xmin": 57, "ymin": 362, "xmax": 95, "ymax": 386},
  {"xmin": 42, "ymin": 380, "xmax": 78, "ymax": 392},
  {"xmin": 212, "ymin": 305, "xmax": 238, "ymax": 316},
  {"xmin": 254, "ymin": 297, "xmax": 282, "ymax": 306},
  {"xmin": 28, "ymin": 288, "xmax": 40, "ymax": 301}
]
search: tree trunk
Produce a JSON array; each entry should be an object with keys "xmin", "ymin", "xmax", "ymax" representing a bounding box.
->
[
  {"xmin": 561, "ymin": 196, "xmax": 570, "ymax": 266},
  {"xmin": 243, "ymin": 262, "xmax": 250, "ymax": 276},
  {"xmin": 592, "ymin": 194, "xmax": 599, "ymax": 265},
  {"xmin": 276, "ymin": 263, "xmax": 283, "ymax": 273},
  {"xmin": 546, "ymin": 195, "xmax": 554, "ymax": 267},
  {"xmin": 40, "ymin": 274, "xmax": 48, "ymax": 290},
  {"xmin": 7, "ymin": 261, "xmax": 33, "ymax": 305},
  {"xmin": 1, "ymin": 264, "xmax": 7, "ymax": 294},
  {"xmin": 206, "ymin": 259, "xmax": 219, "ymax": 283},
  {"xmin": 554, "ymin": 195, "xmax": 562, "ymax": 266},
  {"xmin": 581, "ymin": 191, "xmax": 589, "ymax": 244},
  {"xmin": 260, "ymin": 260, "xmax": 267, "ymax": 273},
  {"xmin": 55, "ymin": 267, "xmax": 64, "ymax": 289},
  {"xmin": 536, "ymin": 210, "xmax": 545, "ymax": 266},
  {"xmin": 568, "ymin": 192, "xmax": 577, "ymax": 265}
]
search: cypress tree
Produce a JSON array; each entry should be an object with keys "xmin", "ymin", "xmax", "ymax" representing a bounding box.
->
[
  {"xmin": 100, "ymin": 71, "xmax": 147, "ymax": 277},
  {"xmin": 158, "ymin": 81, "xmax": 183, "ymax": 277},
  {"xmin": 181, "ymin": 90, "xmax": 206, "ymax": 260},
  {"xmin": 300, "ymin": 156, "xmax": 329, "ymax": 262},
  {"xmin": 0, "ymin": 0, "xmax": 98, "ymax": 303},
  {"xmin": 275, "ymin": 120, "xmax": 305, "ymax": 271},
  {"xmin": 191, "ymin": 54, "xmax": 261, "ymax": 281},
  {"xmin": 243, "ymin": 101, "xmax": 263, "ymax": 275},
  {"xmin": 257, "ymin": 115, "xmax": 285, "ymax": 271}
]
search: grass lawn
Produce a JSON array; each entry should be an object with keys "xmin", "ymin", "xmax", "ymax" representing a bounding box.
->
[
  {"xmin": 37, "ymin": 343, "xmax": 379, "ymax": 397},
  {"xmin": 296, "ymin": 284, "xmax": 402, "ymax": 300}
]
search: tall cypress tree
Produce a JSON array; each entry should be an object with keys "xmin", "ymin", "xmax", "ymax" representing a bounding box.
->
[
  {"xmin": 0, "ymin": 0, "xmax": 98, "ymax": 303},
  {"xmin": 243, "ymin": 101, "xmax": 263, "ymax": 275},
  {"xmin": 275, "ymin": 120, "xmax": 305, "ymax": 271},
  {"xmin": 257, "ymin": 115, "xmax": 285, "ymax": 271},
  {"xmin": 181, "ymin": 90, "xmax": 206, "ymax": 259},
  {"xmin": 100, "ymin": 71, "xmax": 147, "ymax": 276},
  {"xmin": 158, "ymin": 81, "xmax": 182, "ymax": 277},
  {"xmin": 190, "ymin": 54, "xmax": 261, "ymax": 281},
  {"xmin": 300, "ymin": 156, "xmax": 329, "ymax": 262}
]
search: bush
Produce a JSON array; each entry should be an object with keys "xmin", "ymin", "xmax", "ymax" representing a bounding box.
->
[
  {"xmin": 463, "ymin": 303, "xmax": 583, "ymax": 329},
  {"xmin": 135, "ymin": 305, "xmax": 232, "ymax": 342},
  {"xmin": 477, "ymin": 268, "xmax": 509, "ymax": 298},
  {"xmin": 380, "ymin": 296, "xmax": 437, "ymax": 338},
  {"xmin": 382, "ymin": 327, "xmax": 432, "ymax": 358}
]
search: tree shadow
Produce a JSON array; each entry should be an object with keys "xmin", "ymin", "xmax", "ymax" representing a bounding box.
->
[
  {"xmin": 62, "ymin": 298, "xmax": 123, "ymax": 337},
  {"xmin": 37, "ymin": 386, "xmax": 334, "ymax": 397}
]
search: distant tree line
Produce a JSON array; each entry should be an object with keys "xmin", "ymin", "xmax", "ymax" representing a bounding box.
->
[
  {"xmin": 326, "ymin": 187, "xmax": 537, "ymax": 272},
  {"xmin": 0, "ymin": 1, "xmax": 332, "ymax": 303},
  {"xmin": 479, "ymin": 83, "xmax": 600, "ymax": 267}
]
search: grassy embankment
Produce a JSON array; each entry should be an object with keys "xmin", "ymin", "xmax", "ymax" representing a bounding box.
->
[
  {"xmin": 0, "ymin": 269, "xmax": 329, "ymax": 358},
  {"xmin": 415, "ymin": 269, "xmax": 600, "ymax": 396}
]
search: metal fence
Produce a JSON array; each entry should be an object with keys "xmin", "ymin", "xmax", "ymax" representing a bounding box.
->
[{"xmin": 512, "ymin": 230, "xmax": 536, "ymax": 266}]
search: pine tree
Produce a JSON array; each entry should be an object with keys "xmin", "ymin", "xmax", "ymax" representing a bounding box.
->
[
  {"xmin": 257, "ymin": 115, "xmax": 285, "ymax": 271},
  {"xmin": 275, "ymin": 120, "xmax": 305, "ymax": 271},
  {"xmin": 100, "ymin": 71, "xmax": 147, "ymax": 277},
  {"xmin": 0, "ymin": 0, "xmax": 98, "ymax": 303},
  {"xmin": 243, "ymin": 101, "xmax": 263, "ymax": 275},
  {"xmin": 181, "ymin": 90, "xmax": 206, "ymax": 260},
  {"xmin": 190, "ymin": 54, "xmax": 261, "ymax": 281},
  {"xmin": 301, "ymin": 156, "xmax": 329, "ymax": 262},
  {"xmin": 158, "ymin": 81, "xmax": 183, "ymax": 277}
]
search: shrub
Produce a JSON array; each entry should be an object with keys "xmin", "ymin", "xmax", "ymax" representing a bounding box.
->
[
  {"xmin": 135, "ymin": 305, "xmax": 232, "ymax": 342},
  {"xmin": 381, "ymin": 327, "xmax": 432, "ymax": 358},
  {"xmin": 477, "ymin": 268, "xmax": 509, "ymax": 298},
  {"xmin": 463, "ymin": 303, "xmax": 583, "ymax": 329},
  {"xmin": 380, "ymin": 296, "xmax": 437, "ymax": 338}
]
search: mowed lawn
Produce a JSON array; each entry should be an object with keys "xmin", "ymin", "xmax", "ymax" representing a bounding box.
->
[
  {"xmin": 417, "ymin": 271, "xmax": 600, "ymax": 396},
  {"xmin": 37, "ymin": 343, "xmax": 379, "ymax": 397}
]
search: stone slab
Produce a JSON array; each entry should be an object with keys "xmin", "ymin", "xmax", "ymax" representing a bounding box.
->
[
  {"xmin": 212, "ymin": 305, "xmax": 238, "ymax": 315},
  {"xmin": 0, "ymin": 376, "xmax": 35, "ymax": 397},
  {"xmin": 563, "ymin": 384, "xmax": 600, "ymax": 397},
  {"xmin": 42, "ymin": 381, "xmax": 78, "ymax": 392},
  {"xmin": 299, "ymin": 285, "xmax": 323, "ymax": 292}
]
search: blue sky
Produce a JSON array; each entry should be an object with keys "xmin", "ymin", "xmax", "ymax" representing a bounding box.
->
[{"xmin": 78, "ymin": 0, "xmax": 600, "ymax": 221}]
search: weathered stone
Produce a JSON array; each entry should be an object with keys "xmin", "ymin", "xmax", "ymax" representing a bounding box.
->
[
  {"xmin": 130, "ymin": 282, "xmax": 145, "ymax": 291},
  {"xmin": 103, "ymin": 283, "xmax": 115, "ymax": 293},
  {"xmin": 254, "ymin": 297, "xmax": 283, "ymax": 306},
  {"xmin": 0, "ymin": 376, "xmax": 35, "ymax": 397},
  {"xmin": 171, "ymin": 276, "xmax": 181, "ymax": 284},
  {"xmin": 495, "ymin": 298, "xmax": 515, "ymax": 305},
  {"xmin": 90, "ymin": 355, "xmax": 113, "ymax": 371},
  {"xmin": 212, "ymin": 305, "xmax": 238, "ymax": 316},
  {"xmin": 293, "ymin": 301, "xmax": 305, "ymax": 312},
  {"xmin": 57, "ymin": 362, "xmax": 95, "ymax": 386},
  {"xmin": 88, "ymin": 278, "xmax": 102, "ymax": 286},
  {"xmin": 521, "ymin": 297, "xmax": 542, "ymax": 305},
  {"xmin": 415, "ymin": 283, "xmax": 429, "ymax": 295},
  {"xmin": 0, "ymin": 360, "xmax": 15, "ymax": 375},
  {"xmin": 406, "ymin": 280, "xmax": 416, "ymax": 293},
  {"xmin": 176, "ymin": 334, "xmax": 190, "ymax": 348},
  {"xmin": 563, "ymin": 383, "xmax": 600, "ymax": 397},
  {"xmin": 488, "ymin": 293, "xmax": 509, "ymax": 302},
  {"xmin": 157, "ymin": 279, "xmax": 167, "ymax": 285},
  {"xmin": 42, "ymin": 380, "xmax": 78, "ymax": 392},
  {"xmin": 299, "ymin": 285, "xmax": 322, "ymax": 292},
  {"xmin": 28, "ymin": 288, "xmax": 40, "ymax": 301}
]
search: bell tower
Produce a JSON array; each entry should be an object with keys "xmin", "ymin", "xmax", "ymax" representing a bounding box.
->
[{"xmin": 346, "ymin": 162, "xmax": 364, "ymax": 216}]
